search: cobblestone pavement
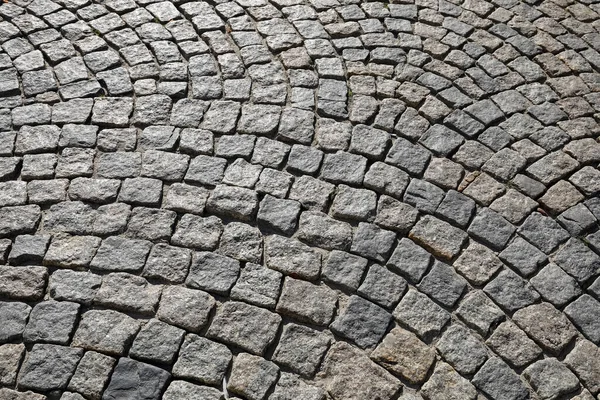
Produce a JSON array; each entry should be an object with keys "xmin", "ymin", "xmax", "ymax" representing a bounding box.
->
[{"xmin": 0, "ymin": 0, "xmax": 600, "ymax": 397}]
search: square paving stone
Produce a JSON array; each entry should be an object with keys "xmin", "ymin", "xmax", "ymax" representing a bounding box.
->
[
  {"xmin": 472, "ymin": 357, "xmax": 529, "ymax": 400},
  {"xmin": 518, "ymin": 212, "xmax": 571, "ymax": 255},
  {"xmin": 0, "ymin": 301, "xmax": 31, "ymax": 343},
  {"xmin": 270, "ymin": 372, "xmax": 326, "ymax": 400},
  {"xmin": 374, "ymin": 195, "xmax": 418, "ymax": 234},
  {"xmin": 319, "ymin": 341, "xmax": 401, "ymax": 400},
  {"xmin": 287, "ymin": 175, "xmax": 334, "ymax": 211},
  {"xmin": 0, "ymin": 265, "xmax": 47, "ymax": 301},
  {"xmin": 164, "ymin": 183, "xmax": 209, "ymax": 215},
  {"xmin": 387, "ymin": 237, "xmax": 432, "ymax": 283},
  {"xmin": 163, "ymin": 381, "xmax": 222, "ymax": 400},
  {"xmin": 90, "ymin": 236, "xmax": 152, "ymax": 273},
  {"xmin": 171, "ymin": 214, "xmax": 223, "ymax": 250},
  {"xmin": 297, "ymin": 211, "xmax": 353, "ymax": 251},
  {"xmin": 0, "ymin": 205, "xmax": 42, "ymax": 238},
  {"xmin": 43, "ymin": 235, "xmax": 102, "ymax": 269},
  {"xmin": 103, "ymin": 358, "xmax": 170, "ymax": 400},
  {"xmin": 126, "ymin": 207, "xmax": 176, "ymax": 241},
  {"xmin": 553, "ymin": 238, "xmax": 600, "ymax": 284},
  {"xmin": 467, "ymin": 208, "xmax": 516, "ymax": 250},
  {"xmin": 23, "ymin": 300, "xmax": 80, "ymax": 345},
  {"xmin": 185, "ymin": 155, "xmax": 227, "ymax": 186},
  {"xmin": 364, "ymin": 162, "xmax": 410, "ymax": 199},
  {"xmin": 564, "ymin": 295, "xmax": 600, "ymax": 345},
  {"xmin": 453, "ymin": 242, "xmax": 503, "ymax": 286},
  {"xmin": 207, "ymin": 301, "xmax": 281, "ymax": 356},
  {"xmin": 257, "ymin": 195, "xmax": 301, "ymax": 235},
  {"xmin": 370, "ymin": 326, "xmax": 435, "ymax": 385},
  {"xmin": 276, "ymin": 277, "xmax": 337, "ymax": 327},
  {"xmin": 67, "ymin": 351, "xmax": 116, "ymax": 400},
  {"xmin": 206, "ymin": 184, "xmax": 259, "ymax": 222},
  {"xmin": 142, "ymin": 243, "xmax": 191, "ymax": 284},
  {"xmin": 393, "ymin": 289, "xmax": 450, "ymax": 341},
  {"xmin": 512, "ymin": 303, "xmax": 578, "ymax": 355},
  {"xmin": 456, "ymin": 290, "xmax": 505, "ymax": 337},
  {"xmin": 564, "ymin": 339, "xmax": 600, "ymax": 395},
  {"xmin": 218, "ymin": 222, "xmax": 262, "ymax": 263},
  {"xmin": 256, "ymin": 168, "xmax": 294, "ymax": 199},
  {"xmin": 264, "ymin": 235, "xmax": 322, "ymax": 280},
  {"xmin": 18, "ymin": 344, "xmax": 83, "ymax": 392},
  {"xmin": 421, "ymin": 361, "xmax": 477, "ymax": 400},
  {"xmin": 322, "ymin": 250, "xmax": 368, "ymax": 291},
  {"xmin": 130, "ymin": 319, "xmax": 185, "ymax": 365},
  {"xmin": 484, "ymin": 268, "xmax": 540, "ymax": 313},
  {"xmin": 94, "ymin": 273, "xmax": 161, "ymax": 315},
  {"xmin": 186, "ymin": 251, "xmax": 240, "ymax": 295},
  {"xmin": 436, "ymin": 324, "xmax": 488, "ymax": 375},
  {"xmin": 272, "ymin": 323, "xmax": 331, "ymax": 377},
  {"xmin": 409, "ymin": 215, "xmax": 468, "ymax": 260},
  {"xmin": 418, "ymin": 260, "xmax": 467, "ymax": 307},
  {"xmin": 8, "ymin": 234, "xmax": 51, "ymax": 265},
  {"xmin": 331, "ymin": 295, "xmax": 392, "ymax": 349},
  {"xmin": 157, "ymin": 286, "xmax": 215, "ymax": 332},
  {"xmin": 320, "ymin": 151, "xmax": 368, "ymax": 185},
  {"xmin": 172, "ymin": 334, "xmax": 232, "ymax": 385},
  {"xmin": 486, "ymin": 320, "xmax": 542, "ymax": 369},
  {"xmin": 72, "ymin": 309, "xmax": 141, "ymax": 355},
  {"xmin": 48, "ymin": 270, "xmax": 101, "ymax": 305},
  {"xmin": 499, "ymin": 236, "xmax": 547, "ymax": 277},
  {"xmin": 331, "ymin": 185, "xmax": 377, "ymax": 222},
  {"xmin": 0, "ymin": 343, "xmax": 25, "ymax": 386},
  {"xmin": 530, "ymin": 263, "xmax": 582, "ymax": 307},
  {"xmin": 230, "ymin": 263, "xmax": 282, "ymax": 309},
  {"xmin": 523, "ymin": 358, "xmax": 580, "ymax": 400},
  {"xmin": 350, "ymin": 222, "xmax": 396, "ymax": 263},
  {"xmin": 403, "ymin": 179, "xmax": 445, "ymax": 213},
  {"xmin": 227, "ymin": 353, "xmax": 279, "ymax": 400}
]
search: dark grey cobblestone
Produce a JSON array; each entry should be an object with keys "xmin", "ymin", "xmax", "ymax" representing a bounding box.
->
[{"xmin": 1, "ymin": 0, "xmax": 600, "ymax": 398}]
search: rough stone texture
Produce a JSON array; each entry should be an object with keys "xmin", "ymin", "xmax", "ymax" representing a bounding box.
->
[
  {"xmin": 207, "ymin": 301, "xmax": 281, "ymax": 355},
  {"xmin": 1, "ymin": 0, "xmax": 600, "ymax": 397},
  {"xmin": 319, "ymin": 342, "xmax": 401, "ymax": 400},
  {"xmin": 371, "ymin": 327, "xmax": 435, "ymax": 384},
  {"xmin": 172, "ymin": 334, "xmax": 231, "ymax": 385}
]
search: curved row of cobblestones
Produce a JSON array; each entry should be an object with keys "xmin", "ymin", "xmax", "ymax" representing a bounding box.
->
[{"xmin": 0, "ymin": 0, "xmax": 599, "ymax": 398}]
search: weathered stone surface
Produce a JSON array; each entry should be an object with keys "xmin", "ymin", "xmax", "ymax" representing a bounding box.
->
[
  {"xmin": 0, "ymin": 343, "xmax": 25, "ymax": 386},
  {"xmin": 276, "ymin": 277, "xmax": 337, "ymax": 327},
  {"xmin": 487, "ymin": 320, "xmax": 542, "ymax": 370},
  {"xmin": 172, "ymin": 334, "xmax": 231, "ymax": 385},
  {"xmin": 513, "ymin": 303, "xmax": 578, "ymax": 354},
  {"xmin": 265, "ymin": 235, "xmax": 322, "ymax": 280},
  {"xmin": 103, "ymin": 358, "xmax": 170, "ymax": 400},
  {"xmin": 318, "ymin": 341, "xmax": 401, "ymax": 400},
  {"xmin": 163, "ymin": 381, "xmax": 222, "ymax": 400},
  {"xmin": 297, "ymin": 211, "xmax": 353, "ymax": 251},
  {"xmin": 371, "ymin": 327, "xmax": 435, "ymax": 384},
  {"xmin": 207, "ymin": 301, "xmax": 281, "ymax": 355},
  {"xmin": 421, "ymin": 362, "xmax": 477, "ymax": 400},
  {"xmin": 23, "ymin": 300, "xmax": 80, "ymax": 345},
  {"xmin": 409, "ymin": 215, "xmax": 468, "ymax": 260},
  {"xmin": 228, "ymin": 353, "xmax": 279, "ymax": 400},
  {"xmin": 331, "ymin": 295, "xmax": 391, "ymax": 349},
  {"xmin": 393, "ymin": 289, "xmax": 450, "ymax": 340},
  {"xmin": 157, "ymin": 286, "xmax": 214, "ymax": 332},
  {"xmin": 523, "ymin": 358, "xmax": 579, "ymax": 400},
  {"xmin": 0, "ymin": 266, "xmax": 47, "ymax": 301},
  {"xmin": 186, "ymin": 251, "xmax": 240, "ymax": 295},
  {"xmin": 472, "ymin": 357, "xmax": 530, "ymax": 400},
  {"xmin": 231, "ymin": 263, "xmax": 282, "ymax": 309},
  {"xmin": 95, "ymin": 273, "xmax": 161, "ymax": 315},
  {"xmin": 72, "ymin": 309, "xmax": 141, "ymax": 355},
  {"xmin": 18, "ymin": 344, "xmax": 83, "ymax": 392},
  {"xmin": 90, "ymin": 236, "xmax": 152, "ymax": 273},
  {"xmin": 564, "ymin": 339, "xmax": 600, "ymax": 395}
]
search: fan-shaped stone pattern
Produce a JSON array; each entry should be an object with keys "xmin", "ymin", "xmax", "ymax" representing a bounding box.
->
[{"xmin": 0, "ymin": 0, "xmax": 599, "ymax": 398}]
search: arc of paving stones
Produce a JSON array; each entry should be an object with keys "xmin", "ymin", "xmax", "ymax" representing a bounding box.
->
[{"xmin": 0, "ymin": 0, "xmax": 600, "ymax": 398}]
